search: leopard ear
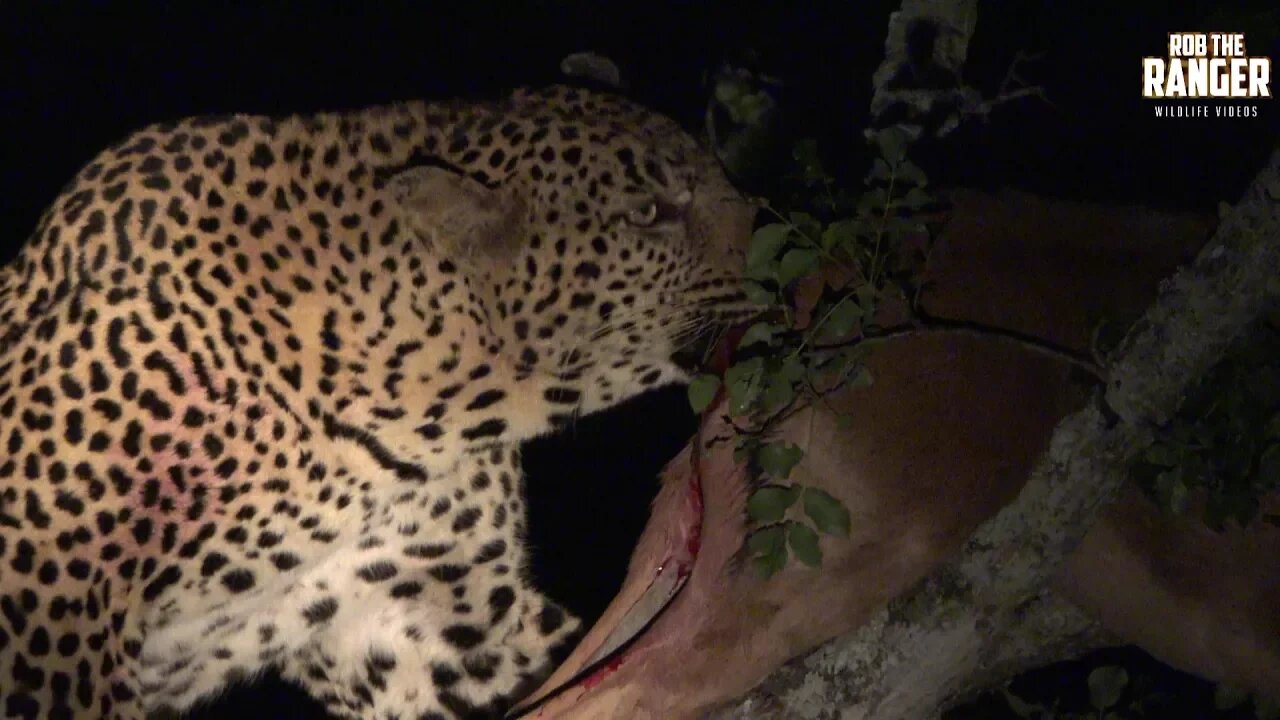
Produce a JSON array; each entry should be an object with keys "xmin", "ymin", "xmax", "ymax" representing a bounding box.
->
[{"xmin": 389, "ymin": 164, "xmax": 523, "ymax": 268}]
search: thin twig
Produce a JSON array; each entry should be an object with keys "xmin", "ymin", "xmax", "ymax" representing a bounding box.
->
[{"xmin": 815, "ymin": 313, "xmax": 1106, "ymax": 382}]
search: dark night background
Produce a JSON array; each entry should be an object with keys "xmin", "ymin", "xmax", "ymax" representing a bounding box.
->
[{"xmin": 1, "ymin": 2, "xmax": 1277, "ymax": 718}]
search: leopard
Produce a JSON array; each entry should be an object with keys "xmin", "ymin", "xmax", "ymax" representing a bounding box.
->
[{"xmin": 0, "ymin": 85, "xmax": 757, "ymax": 720}]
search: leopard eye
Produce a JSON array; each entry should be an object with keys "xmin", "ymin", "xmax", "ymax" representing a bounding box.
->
[{"xmin": 625, "ymin": 201, "xmax": 659, "ymax": 227}]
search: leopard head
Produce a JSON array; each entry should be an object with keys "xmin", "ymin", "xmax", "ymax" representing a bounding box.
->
[{"xmin": 392, "ymin": 86, "xmax": 758, "ymax": 417}]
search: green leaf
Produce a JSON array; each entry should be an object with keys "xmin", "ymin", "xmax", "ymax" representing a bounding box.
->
[
  {"xmin": 725, "ymin": 357, "xmax": 763, "ymax": 415},
  {"xmin": 875, "ymin": 126, "xmax": 910, "ymax": 164},
  {"xmin": 777, "ymin": 248, "xmax": 820, "ymax": 287},
  {"xmin": 775, "ymin": 354, "xmax": 806, "ymax": 385},
  {"xmin": 727, "ymin": 383, "xmax": 759, "ymax": 415},
  {"xmin": 687, "ymin": 374, "xmax": 721, "ymax": 413},
  {"xmin": 856, "ymin": 187, "xmax": 889, "ymax": 215},
  {"xmin": 855, "ymin": 284, "xmax": 878, "ymax": 310},
  {"xmin": 747, "ymin": 485, "xmax": 800, "ymax": 523},
  {"xmin": 814, "ymin": 345, "xmax": 857, "ymax": 379},
  {"xmin": 1087, "ymin": 666, "xmax": 1128, "ymax": 710},
  {"xmin": 788, "ymin": 212, "xmax": 822, "ymax": 242},
  {"xmin": 848, "ymin": 365, "xmax": 874, "ymax": 387},
  {"xmin": 899, "ymin": 187, "xmax": 932, "ymax": 210},
  {"xmin": 803, "ymin": 487, "xmax": 851, "ymax": 536},
  {"xmin": 751, "ymin": 548, "xmax": 788, "ymax": 578},
  {"xmin": 714, "ymin": 78, "xmax": 745, "ymax": 106},
  {"xmin": 760, "ymin": 376, "xmax": 796, "ymax": 412},
  {"xmin": 867, "ymin": 158, "xmax": 893, "ymax": 182},
  {"xmin": 734, "ymin": 91, "xmax": 772, "ymax": 125},
  {"xmin": 743, "ymin": 281, "xmax": 776, "ymax": 306},
  {"xmin": 896, "ymin": 160, "xmax": 928, "ymax": 187},
  {"xmin": 746, "ymin": 524, "xmax": 786, "ymax": 555},
  {"xmin": 1155, "ymin": 469, "xmax": 1190, "ymax": 515},
  {"xmin": 739, "ymin": 321, "xmax": 779, "ymax": 348},
  {"xmin": 724, "ymin": 357, "xmax": 762, "ymax": 386},
  {"xmin": 818, "ymin": 350, "xmax": 860, "ymax": 386},
  {"xmin": 746, "ymin": 224, "xmax": 790, "ymax": 272},
  {"xmin": 758, "ymin": 442, "xmax": 804, "ymax": 480},
  {"xmin": 816, "ymin": 297, "xmax": 860, "ymax": 343},
  {"xmin": 714, "ymin": 78, "xmax": 773, "ymax": 126},
  {"xmin": 821, "ymin": 219, "xmax": 860, "ymax": 252},
  {"xmin": 787, "ymin": 521, "xmax": 822, "ymax": 567}
]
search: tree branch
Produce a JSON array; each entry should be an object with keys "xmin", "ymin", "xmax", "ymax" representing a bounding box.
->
[{"xmin": 866, "ymin": 0, "xmax": 979, "ymax": 143}]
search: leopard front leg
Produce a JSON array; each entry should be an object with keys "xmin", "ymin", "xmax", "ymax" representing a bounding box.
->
[
  {"xmin": 278, "ymin": 546, "xmax": 580, "ymax": 719},
  {"xmin": 284, "ymin": 591, "xmax": 579, "ymax": 719}
]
